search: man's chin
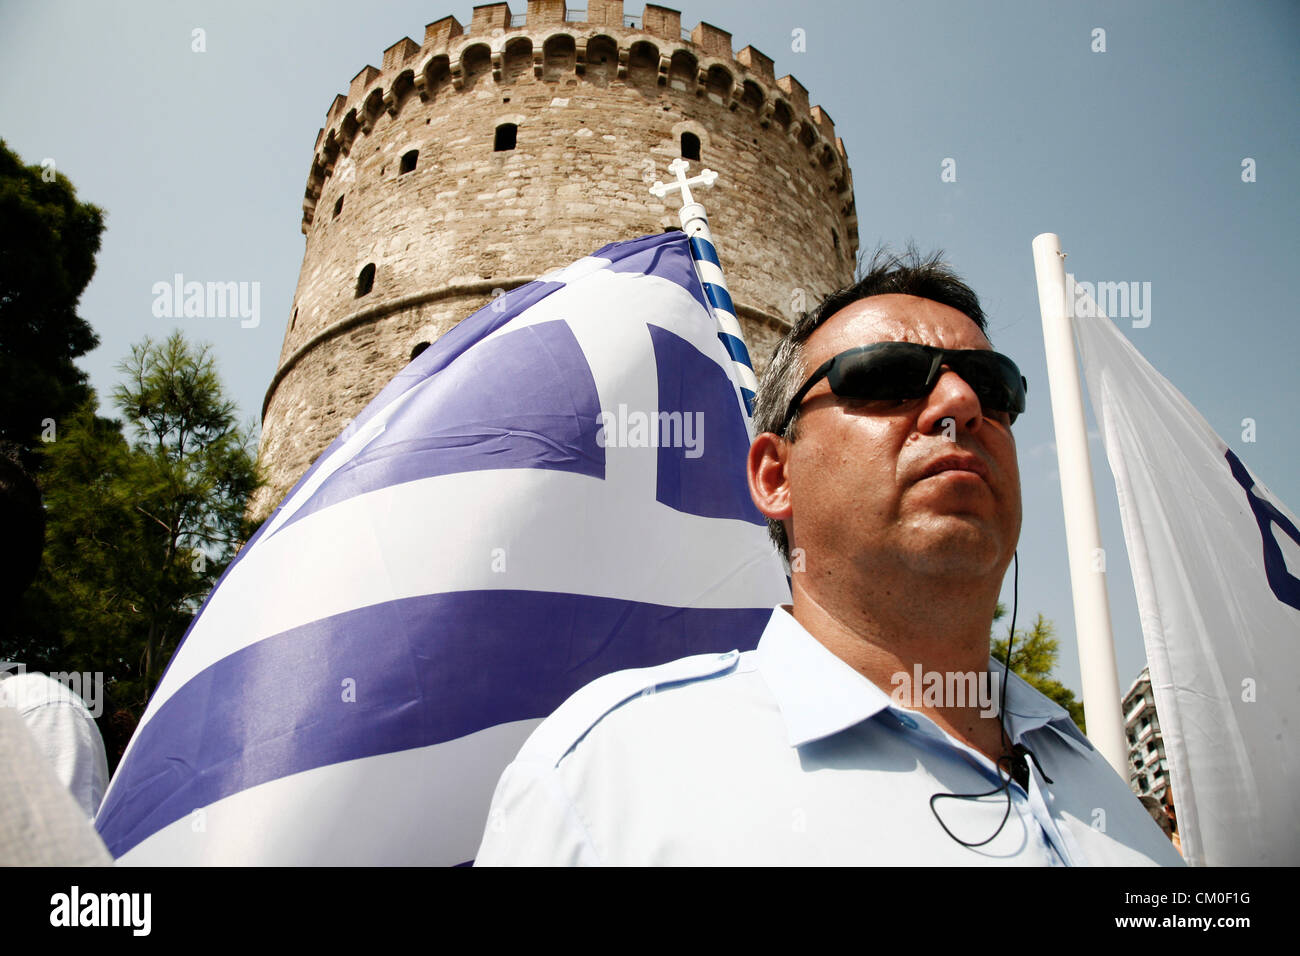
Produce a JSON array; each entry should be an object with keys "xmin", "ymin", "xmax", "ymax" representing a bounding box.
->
[{"xmin": 895, "ymin": 519, "xmax": 1011, "ymax": 577}]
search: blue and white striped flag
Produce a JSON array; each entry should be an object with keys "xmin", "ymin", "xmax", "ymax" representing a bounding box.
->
[{"xmin": 96, "ymin": 232, "xmax": 790, "ymax": 865}]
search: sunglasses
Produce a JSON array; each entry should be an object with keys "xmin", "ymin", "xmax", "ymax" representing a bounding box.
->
[{"xmin": 779, "ymin": 342, "xmax": 1027, "ymax": 434}]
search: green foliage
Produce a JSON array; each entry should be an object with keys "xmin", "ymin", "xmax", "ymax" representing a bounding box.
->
[
  {"xmin": 110, "ymin": 331, "xmax": 261, "ymax": 698},
  {"xmin": 20, "ymin": 400, "xmax": 151, "ymax": 697},
  {"xmin": 991, "ymin": 609, "xmax": 1087, "ymax": 734},
  {"xmin": 11, "ymin": 332, "xmax": 260, "ymax": 718},
  {"xmin": 0, "ymin": 140, "xmax": 104, "ymax": 468}
]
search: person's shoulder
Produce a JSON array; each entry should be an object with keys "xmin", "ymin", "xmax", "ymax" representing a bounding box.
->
[
  {"xmin": 0, "ymin": 672, "xmax": 89, "ymax": 714},
  {"xmin": 514, "ymin": 649, "xmax": 751, "ymax": 770}
]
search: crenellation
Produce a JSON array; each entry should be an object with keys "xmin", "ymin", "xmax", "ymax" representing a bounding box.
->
[
  {"xmin": 641, "ymin": 5, "xmax": 681, "ymax": 42},
  {"xmin": 527, "ymin": 0, "xmax": 567, "ymax": 28},
  {"xmin": 473, "ymin": 3, "xmax": 512, "ymax": 33},
  {"xmin": 423, "ymin": 16, "xmax": 464, "ymax": 48},
  {"xmin": 313, "ymin": 17, "xmax": 845, "ymax": 201},
  {"xmin": 349, "ymin": 65, "xmax": 382, "ymax": 101},
  {"xmin": 587, "ymin": 0, "xmax": 624, "ymax": 27},
  {"xmin": 325, "ymin": 93, "xmax": 348, "ymax": 129},
  {"xmin": 690, "ymin": 22, "xmax": 731, "ymax": 58},
  {"xmin": 735, "ymin": 45, "xmax": 774, "ymax": 85},
  {"xmin": 383, "ymin": 37, "xmax": 421, "ymax": 70},
  {"xmin": 775, "ymin": 74, "xmax": 809, "ymax": 114},
  {"xmin": 809, "ymin": 105, "xmax": 835, "ymax": 148},
  {"xmin": 253, "ymin": 5, "xmax": 859, "ymax": 523}
]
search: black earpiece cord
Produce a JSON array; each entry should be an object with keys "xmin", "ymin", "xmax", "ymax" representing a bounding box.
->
[{"xmin": 928, "ymin": 551, "xmax": 1050, "ymax": 848}]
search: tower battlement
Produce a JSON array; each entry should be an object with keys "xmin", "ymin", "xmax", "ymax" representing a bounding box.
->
[{"xmin": 302, "ymin": 2, "xmax": 855, "ymax": 233}]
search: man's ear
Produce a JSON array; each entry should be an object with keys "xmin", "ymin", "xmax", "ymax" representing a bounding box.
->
[{"xmin": 747, "ymin": 432, "xmax": 793, "ymax": 524}]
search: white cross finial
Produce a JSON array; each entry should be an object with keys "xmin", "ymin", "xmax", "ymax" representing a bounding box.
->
[{"xmin": 649, "ymin": 158, "xmax": 719, "ymax": 207}]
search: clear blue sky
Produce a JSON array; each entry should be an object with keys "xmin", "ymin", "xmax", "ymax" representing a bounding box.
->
[{"xmin": 2, "ymin": 0, "xmax": 1297, "ymax": 700}]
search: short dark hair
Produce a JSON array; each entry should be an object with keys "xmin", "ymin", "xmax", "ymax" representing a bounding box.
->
[{"xmin": 751, "ymin": 245, "xmax": 989, "ymax": 561}]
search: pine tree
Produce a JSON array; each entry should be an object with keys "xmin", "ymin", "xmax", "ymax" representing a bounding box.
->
[{"xmin": 992, "ymin": 606, "xmax": 1087, "ymax": 733}]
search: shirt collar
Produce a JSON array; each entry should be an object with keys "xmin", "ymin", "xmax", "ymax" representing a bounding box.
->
[
  {"xmin": 754, "ymin": 605, "xmax": 1091, "ymax": 753},
  {"xmin": 755, "ymin": 605, "xmax": 892, "ymax": 747}
]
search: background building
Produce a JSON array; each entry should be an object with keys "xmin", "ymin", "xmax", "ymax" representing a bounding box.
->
[
  {"xmin": 251, "ymin": 1, "xmax": 859, "ymax": 521},
  {"xmin": 1124, "ymin": 665, "xmax": 1172, "ymax": 800}
]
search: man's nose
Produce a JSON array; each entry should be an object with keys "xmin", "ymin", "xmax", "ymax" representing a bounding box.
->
[{"xmin": 917, "ymin": 368, "xmax": 984, "ymax": 436}]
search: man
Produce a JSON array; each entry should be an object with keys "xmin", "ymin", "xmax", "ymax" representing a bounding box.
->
[{"xmin": 475, "ymin": 248, "xmax": 1183, "ymax": 865}]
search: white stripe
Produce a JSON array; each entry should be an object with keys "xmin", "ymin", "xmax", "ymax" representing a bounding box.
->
[
  {"xmin": 115, "ymin": 718, "xmax": 542, "ymax": 865},
  {"xmin": 480, "ymin": 270, "xmax": 734, "ymax": 375},
  {"xmin": 694, "ymin": 259, "xmax": 726, "ymax": 287},
  {"xmin": 713, "ymin": 309, "xmax": 747, "ymax": 344},
  {"xmin": 536, "ymin": 254, "xmax": 612, "ymax": 286},
  {"xmin": 139, "ymin": 467, "xmax": 786, "ymax": 727},
  {"xmin": 263, "ymin": 380, "xmax": 427, "ymax": 538}
]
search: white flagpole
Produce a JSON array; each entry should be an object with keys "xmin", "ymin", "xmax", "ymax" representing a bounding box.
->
[
  {"xmin": 1031, "ymin": 233, "xmax": 1128, "ymax": 777},
  {"xmin": 650, "ymin": 159, "xmax": 758, "ymax": 419}
]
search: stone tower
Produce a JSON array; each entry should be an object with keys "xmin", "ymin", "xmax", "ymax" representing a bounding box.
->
[{"xmin": 251, "ymin": 1, "xmax": 858, "ymax": 521}]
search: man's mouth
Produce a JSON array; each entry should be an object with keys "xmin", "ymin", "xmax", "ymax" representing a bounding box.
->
[{"xmin": 918, "ymin": 454, "xmax": 991, "ymax": 483}]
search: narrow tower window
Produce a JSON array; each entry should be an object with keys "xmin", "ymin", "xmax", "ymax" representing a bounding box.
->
[
  {"xmin": 400, "ymin": 149, "xmax": 418, "ymax": 174},
  {"xmin": 494, "ymin": 123, "xmax": 518, "ymax": 151},
  {"xmin": 681, "ymin": 132, "xmax": 701, "ymax": 161},
  {"xmin": 356, "ymin": 263, "xmax": 375, "ymax": 297},
  {"xmin": 333, "ymin": 195, "xmax": 344, "ymax": 218}
]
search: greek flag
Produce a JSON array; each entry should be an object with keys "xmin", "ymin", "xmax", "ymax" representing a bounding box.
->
[
  {"xmin": 95, "ymin": 232, "xmax": 789, "ymax": 865},
  {"xmin": 1072, "ymin": 279, "xmax": 1300, "ymax": 866}
]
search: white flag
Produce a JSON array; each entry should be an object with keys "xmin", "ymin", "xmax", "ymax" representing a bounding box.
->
[{"xmin": 1071, "ymin": 278, "xmax": 1300, "ymax": 866}]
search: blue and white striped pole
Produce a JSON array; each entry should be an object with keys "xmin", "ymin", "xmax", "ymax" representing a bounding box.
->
[{"xmin": 650, "ymin": 159, "xmax": 759, "ymax": 417}]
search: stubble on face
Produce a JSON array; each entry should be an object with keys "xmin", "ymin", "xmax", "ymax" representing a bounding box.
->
[{"xmin": 786, "ymin": 294, "xmax": 1022, "ymax": 587}]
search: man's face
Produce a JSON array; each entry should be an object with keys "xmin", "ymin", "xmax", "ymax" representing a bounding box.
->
[{"xmin": 784, "ymin": 294, "xmax": 1022, "ymax": 580}]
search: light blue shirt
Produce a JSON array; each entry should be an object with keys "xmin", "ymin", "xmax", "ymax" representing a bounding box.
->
[{"xmin": 475, "ymin": 606, "xmax": 1185, "ymax": 866}]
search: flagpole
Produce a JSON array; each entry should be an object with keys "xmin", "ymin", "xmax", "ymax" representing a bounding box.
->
[
  {"xmin": 1031, "ymin": 233, "xmax": 1128, "ymax": 777},
  {"xmin": 650, "ymin": 159, "xmax": 758, "ymax": 418}
]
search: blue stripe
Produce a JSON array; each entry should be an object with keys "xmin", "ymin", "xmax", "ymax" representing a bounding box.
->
[
  {"xmin": 600, "ymin": 232, "xmax": 712, "ymax": 315},
  {"xmin": 349, "ymin": 278, "xmax": 564, "ymax": 438},
  {"xmin": 740, "ymin": 387, "xmax": 755, "ymax": 416},
  {"xmin": 688, "ymin": 236, "xmax": 721, "ymax": 269},
  {"xmin": 717, "ymin": 331, "xmax": 753, "ymax": 370},
  {"xmin": 270, "ymin": 320, "xmax": 605, "ymax": 535},
  {"xmin": 651, "ymin": 325, "xmax": 766, "ymax": 524},
  {"xmin": 703, "ymin": 281, "xmax": 736, "ymax": 319},
  {"xmin": 94, "ymin": 591, "xmax": 771, "ymax": 858}
]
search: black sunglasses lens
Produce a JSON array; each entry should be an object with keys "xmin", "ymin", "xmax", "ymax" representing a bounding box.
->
[
  {"xmin": 831, "ymin": 346, "xmax": 933, "ymax": 400},
  {"xmin": 953, "ymin": 353, "xmax": 1026, "ymax": 417}
]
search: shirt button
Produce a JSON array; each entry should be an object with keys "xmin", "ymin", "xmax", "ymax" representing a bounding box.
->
[{"xmin": 896, "ymin": 713, "xmax": 918, "ymax": 730}]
